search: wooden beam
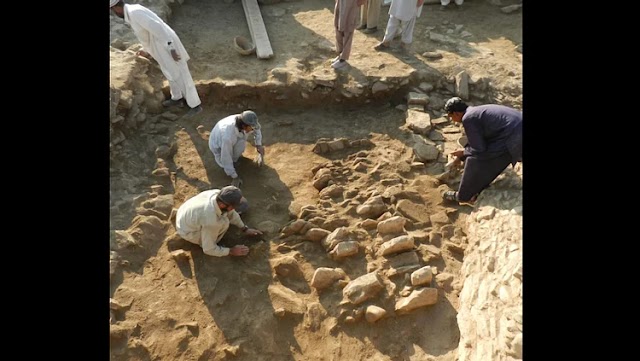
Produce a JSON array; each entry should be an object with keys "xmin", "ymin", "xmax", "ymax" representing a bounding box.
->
[{"xmin": 241, "ymin": 0, "xmax": 274, "ymax": 59}]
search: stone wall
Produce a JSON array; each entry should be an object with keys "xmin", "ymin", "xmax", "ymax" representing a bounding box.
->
[{"xmin": 456, "ymin": 163, "xmax": 523, "ymax": 361}]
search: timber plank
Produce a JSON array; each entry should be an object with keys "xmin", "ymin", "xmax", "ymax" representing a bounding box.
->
[{"xmin": 241, "ymin": 0, "xmax": 274, "ymax": 59}]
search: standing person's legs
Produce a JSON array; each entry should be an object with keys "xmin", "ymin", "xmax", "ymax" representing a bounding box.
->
[
  {"xmin": 400, "ymin": 16, "xmax": 416, "ymax": 45},
  {"xmin": 381, "ymin": 15, "xmax": 401, "ymax": 44},
  {"xmin": 359, "ymin": 1, "xmax": 369, "ymax": 29},
  {"xmin": 177, "ymin": 62, "xmax": 201, "ymax": 109},
  {"xmin": 340, "ymin": 31, "xmax": 355, "ymax": 60},
  {"xmin": 457, "ymin": 153, "xmax": 513, "ymax": 202},
  {"xmin": 366, "ymin": 0, "xmax": 381, "ymax": 30},
  {"xmin": 167, "ymin": 78, "xmax": 183, "ymax": 102},
  {"xmin": 441, "ymin": 0, "xmax": 451, "ymax": 5},
  {"xmin": 166, "ymin": 64, "xmax": 201, "ymax": 109},
  {"xmin": 335, "ymin": 30, "xmax": 345, "ymax": 56},
  {"xmin": 158, "ymin": 65, "xmax": 183, "ymax": 103},
  {"xmin": 455, "ymin": 0, "xmax": 464, "ymax": 5}
]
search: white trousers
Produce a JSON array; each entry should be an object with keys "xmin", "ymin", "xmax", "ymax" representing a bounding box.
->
[
  {"xmin": 441, "ymin": 0, "xmax": 464, "ymax": 5},
  {"xmin": 382, "ymin": 14, "xmax": 416, "ymax": 44},
  {"xmin": 161, "ymin": 61, "xmax": 201, "ymax": 108},
  {"xmin": 211, "ymin": 139, "xmax": 247, "ymax": 175}
]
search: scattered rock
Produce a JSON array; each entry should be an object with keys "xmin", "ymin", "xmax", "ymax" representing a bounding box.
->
[
  {"xmin": 365, "ymin": 305, "xmax": 387, "ymax": 323},
  {"xmin": 422, "ymin": 52, "xmax": 443, "ymax": 60},
  {"xmin": 170, "ymin": 249, "xmax": 189, "ymax": 260}
]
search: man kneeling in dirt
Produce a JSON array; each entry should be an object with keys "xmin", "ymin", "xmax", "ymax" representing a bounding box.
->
[
  {"xmin": 208, "ymin": 110, "xmax": 265, "ymax": 188},
  {"xmin": 174, "ymin": 186, "xmax": 263, "ymax": 257},
  {"xmin": 442, "ymin": 97, "xmax": 522, "ymax": 206}
]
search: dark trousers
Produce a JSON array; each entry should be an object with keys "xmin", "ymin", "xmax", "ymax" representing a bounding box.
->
[{"xmin": 457, "ymin": 152, "xmax": 513, "ymax": 202}]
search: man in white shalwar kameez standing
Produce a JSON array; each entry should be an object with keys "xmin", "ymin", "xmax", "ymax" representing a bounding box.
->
[
  {"xmin": 110, "ymin": 0, "xmax": 203, "ymax": 118},
  {"xmin": 374, "ymin": 0, "xmax": 424, "ymax": 52}
]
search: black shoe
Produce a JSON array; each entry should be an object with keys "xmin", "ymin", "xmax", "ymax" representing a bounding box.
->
[
  {"xmin": 363, "ymin": 27, "xmax": 378, "ymax": 34},
  {"xmin": 183, "ymin": 105, "xmax": 203, "ymax": 118},
  {"xmin": 162, "ymin": 98, "xmax": 185, "ymax": 108},
  {"xmin": 357, "ymin": 24, "xmax": 367, "ymax": 30}
]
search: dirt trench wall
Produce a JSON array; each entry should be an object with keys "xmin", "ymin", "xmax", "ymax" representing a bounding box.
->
[
  {"xmin": 109, "ymin": 43, "xmax": 496, "ymax": 148},
  {"xmin": 193, "ymin": 67, "xmax": 466, "ymax": 111}
]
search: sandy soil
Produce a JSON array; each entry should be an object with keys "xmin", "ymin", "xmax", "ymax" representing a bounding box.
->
[{"xmin": 109, "ymin": 1, "xmax": 522, "ymax": 360}]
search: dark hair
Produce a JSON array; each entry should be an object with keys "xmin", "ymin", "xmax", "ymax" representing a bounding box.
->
[
  {"xmin": 235, "ymin": 115, "xmax": 246, "ymax": 131},
  {"xmin": 444, "ymin": 97, "xmax": 468, "ymax": 113}
]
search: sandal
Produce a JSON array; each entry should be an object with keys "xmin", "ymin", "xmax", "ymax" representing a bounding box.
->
[
  {"xmin": 374, "ymin": 42, "xmax": 390, "ymax": 51},
  {"xmin": 459, "ymin": 195, "xmax": 478, "ymax": 207},
  {"xmin": 443, "ymin": 190, "xmax": 458, "ymax": 202}
]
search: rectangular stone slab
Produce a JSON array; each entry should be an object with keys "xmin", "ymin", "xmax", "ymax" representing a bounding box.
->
[{"xmin": 241, "ymin": 0, "xmax": 274, "ymax": 59}]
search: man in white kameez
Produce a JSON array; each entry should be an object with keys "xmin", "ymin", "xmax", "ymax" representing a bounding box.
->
[
  {"xmin": 374, "ymin": 0, "xmax": 424, "ymax": 52},
  {"xmin": 208, "ymin": 110, "xmax": 265, "ymax": 188},
  {"xmin": 175, "ymin": 186, "xmax": 263, "ymax": 257},
  {"xmin": 110, "ymin": 0, "xmax": 202, "ymax": 118}
]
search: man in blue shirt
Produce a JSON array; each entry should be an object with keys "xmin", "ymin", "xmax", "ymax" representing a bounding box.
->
[{"xmin": 442, "ymin": 97, "xmax": 522, "ymax": 206}]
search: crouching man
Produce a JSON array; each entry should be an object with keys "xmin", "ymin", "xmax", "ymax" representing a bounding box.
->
[{"xmin": 175, "ymin": 186, "xmax": 262, "ymax": 257}]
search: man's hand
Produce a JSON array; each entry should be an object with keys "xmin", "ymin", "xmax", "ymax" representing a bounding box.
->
[
  {"xmin": 451, "ymin": 149, "xmax": 464, "ymax": 158},
  {"xmin": 136, "ymin": 50, "xmax": 152, "ymax": 59},
  {"xmin": 244, "ymin": 228, "xmax": 263, "ymax": 236},
  {"xmin": 170, "ymin": 49, "xmax": 181, "ymax": 61},
  {"xmin": 231, "ymin": 177, "xmax": 243, "ymax": 188},
  {"xmin": 255, "ymin": 146, "xmax": 265, "ymax": 167},
  {"xmin": 229, "ymin": 245, "xmax": 249, "ymax": 256},
  {"xmin": 254, "ymin": 153, "xmax": 264, "ymax": 167}
]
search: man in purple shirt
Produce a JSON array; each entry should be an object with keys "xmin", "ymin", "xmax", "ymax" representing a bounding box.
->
[{"xmin": 442, "ymin": 97, "xmax": 522, "ymax": 206}]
